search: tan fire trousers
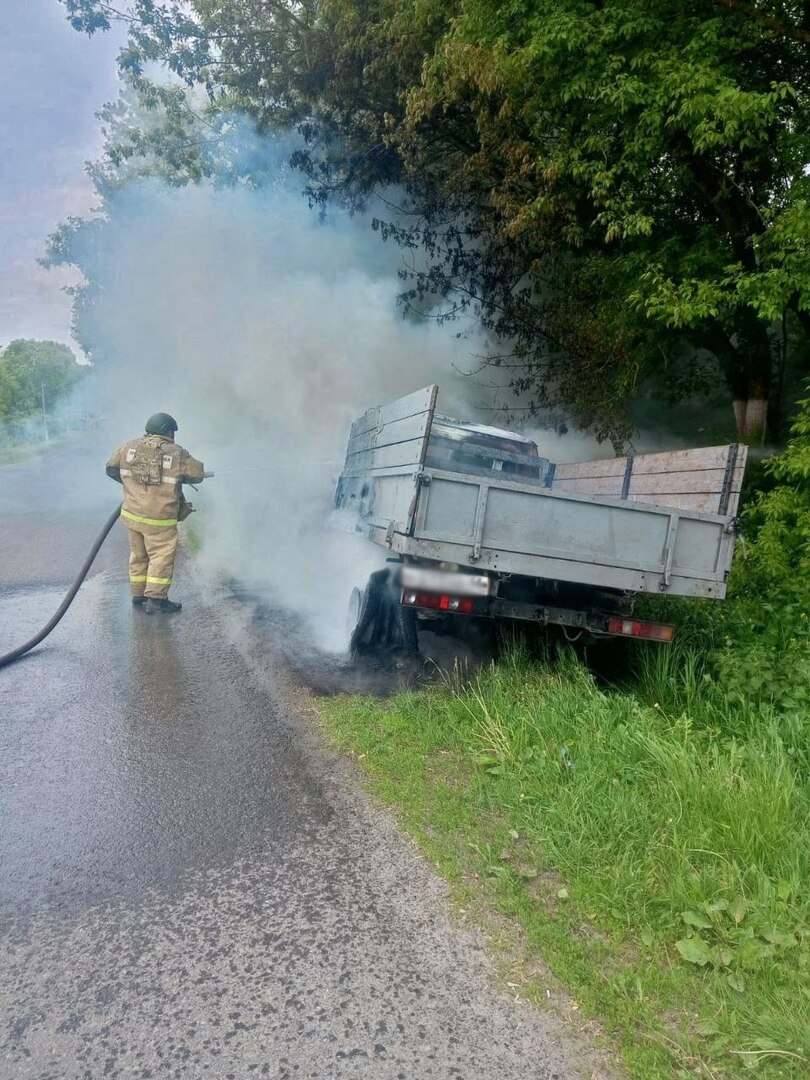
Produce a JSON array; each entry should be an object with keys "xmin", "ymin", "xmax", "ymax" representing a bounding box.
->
[{"xmin": 126, "ymin": 523, "xmax": 179, "ymax": 599}]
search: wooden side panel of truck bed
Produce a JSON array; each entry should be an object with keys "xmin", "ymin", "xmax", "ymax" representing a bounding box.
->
[{"xmin": 552, "ymin": 445, "xmax": 747, "ymax": 516}]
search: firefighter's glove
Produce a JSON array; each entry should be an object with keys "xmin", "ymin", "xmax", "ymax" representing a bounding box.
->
[{"xmin": 177, "ymin": 500, "xmax": 195, "ymax": 522}]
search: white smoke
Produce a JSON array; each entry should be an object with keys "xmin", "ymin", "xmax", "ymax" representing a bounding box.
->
[
  {"xmin": 71, "ymin": 171, "xmax": 499, "ymax": 647},
  {"xmin": 68, "ymin": 148, "xmax": 629, "ymax": 650}
]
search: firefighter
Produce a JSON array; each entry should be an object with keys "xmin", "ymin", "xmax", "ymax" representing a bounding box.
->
[{"xmin": 106, "ymin": 413, "xmax": 205, "ymax": 614}]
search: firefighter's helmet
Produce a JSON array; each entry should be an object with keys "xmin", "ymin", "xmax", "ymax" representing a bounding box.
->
[{"xmin": 144, "ymin": 412, "xmax": 178, "ymax": 437}]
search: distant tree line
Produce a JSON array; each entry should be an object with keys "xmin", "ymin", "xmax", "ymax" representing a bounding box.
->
[
  {"xmin": 0, "ymin": 339, "xmax": 86, "ymax": 441},
  {"xmin": 61, "ymin": 1, "xmax": 810, "ymax": 444}
]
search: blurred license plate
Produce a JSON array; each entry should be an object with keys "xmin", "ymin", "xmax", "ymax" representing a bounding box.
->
[{"xmin": 401, "ymin": 566, "xmax": 491, "ymax": 596}]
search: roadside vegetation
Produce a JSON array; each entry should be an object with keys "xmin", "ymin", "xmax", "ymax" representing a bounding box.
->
[
  {"xmin": 320, "ymin": 395, "xmax": 810, "ymax": 1080},
  {"xmin": 0, "ymin": 339, "xmax": 87, "ymax": 454},
  {"xmin": 61, "ymin": 1, "xmax": 810, "ymax": 445},
  {"xmin": 0, "ymin": 435, "xmax": 74, "ymax": 467}
]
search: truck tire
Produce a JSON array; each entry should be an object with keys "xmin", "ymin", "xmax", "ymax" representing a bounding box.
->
[
  {"xmin": 348, "ymin": 570, "xmax": 418, "ymax": 659},
  {"xmin": 381, "ymin": 574, "xmax": 419, "ymax": 654}
]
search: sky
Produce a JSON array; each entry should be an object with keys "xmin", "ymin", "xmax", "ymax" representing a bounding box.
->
[{"xmin": 0, "ymin": 1, "xmax": 123, "ymax": 354}]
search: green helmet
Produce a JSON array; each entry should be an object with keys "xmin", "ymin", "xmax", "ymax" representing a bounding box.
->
[{"xmin": 144, "ymin": 412, "xmax": 178, "ymax": 436}]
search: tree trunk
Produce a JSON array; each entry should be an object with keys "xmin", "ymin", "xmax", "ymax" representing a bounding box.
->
[
  {"xmin": 723, "ymin": 312, "xmax": 773, "ymax": 444},
  {"xmin": 733, "ymin": 393, "xmax": 768, "ymax": 442}
]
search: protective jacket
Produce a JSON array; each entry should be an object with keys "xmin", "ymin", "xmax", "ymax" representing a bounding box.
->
[{"xmin": 106, "ymin": 435, "xmax": 205, "ymax": 528}]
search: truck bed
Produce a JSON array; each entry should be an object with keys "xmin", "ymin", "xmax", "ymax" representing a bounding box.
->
[{"xmin": 334, "ymin": 386, "xmax": 746, "ymax": 600}]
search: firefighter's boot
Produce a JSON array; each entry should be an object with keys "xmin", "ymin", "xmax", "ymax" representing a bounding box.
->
[{"xmin": 144, "ymin": 598, "xmax": 183, "ymax": 615}]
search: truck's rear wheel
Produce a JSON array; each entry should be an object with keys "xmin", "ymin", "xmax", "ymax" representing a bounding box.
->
[
  {"xmin": 384, "ymin": 584, "xmax": 419, "ymax": 654},
  {"xmin": 348, "ymin": 570, "xmax": 418, "ymax": 659}
]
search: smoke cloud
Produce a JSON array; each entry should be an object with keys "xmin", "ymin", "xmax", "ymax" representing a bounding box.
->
[
  {"xmin": 69, "ymin": 166, "xmax": 481, "ymax": 647},
  {"xmin": 68, "ymin": 149, "xmax": 614, "ymax": 650}
]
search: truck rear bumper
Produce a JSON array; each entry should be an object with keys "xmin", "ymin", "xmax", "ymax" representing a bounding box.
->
[{"xmin": 401, "ymin": 591, "xmax": 674, "ymax": 641}]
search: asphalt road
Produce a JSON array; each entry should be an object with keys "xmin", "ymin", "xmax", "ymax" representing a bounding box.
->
[{"xmin": 0, "ymin": 447, "xmax": 615, "ymax": 1080}]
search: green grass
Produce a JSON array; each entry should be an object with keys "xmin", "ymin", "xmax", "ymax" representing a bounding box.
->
[
  {"xmin": 0, "ymin": 434, "xmax": 72, "ymax": 466},
  {"xmin": 318, "ymin": 646, "xmax": 810, "ymax": 1079}
]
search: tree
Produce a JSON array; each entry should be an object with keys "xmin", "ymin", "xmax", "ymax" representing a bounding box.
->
[
  {"xmin": 742, "ymin": 380, "xmax": 810, "ymax": 590},
  {"xmin": 61, "ymin": 1, "xmax": 810, "ymax": 442},
  {"xmin": 398, "ymin": 0, "xmax": 810, "ymax": 439},
  {"xmin": 0, "ymin": 340, "xmax": 85, "ymax": 430}
]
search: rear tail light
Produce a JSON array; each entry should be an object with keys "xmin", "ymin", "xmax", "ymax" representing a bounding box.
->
[
  {"xmin": 607, "ymin": 617, "xmax": 674, "ymax": 642},
  {"xmin": 402, "ymin": 591, "xmax": 476, "ymax": 615}
]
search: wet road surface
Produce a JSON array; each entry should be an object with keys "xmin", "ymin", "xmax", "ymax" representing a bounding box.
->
[{"xmin": 0, "ymin": 448, "xmax": 615, "ymax": 1079}]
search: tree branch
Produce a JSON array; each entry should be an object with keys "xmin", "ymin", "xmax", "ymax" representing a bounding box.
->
[{"xmin": 715, "ymin": 0, "xmax": 810, "ymax": 45}]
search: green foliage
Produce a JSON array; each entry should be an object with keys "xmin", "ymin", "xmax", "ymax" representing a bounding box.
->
[
  {"xmin": 708, "ymin": 393, "xmax": 810, "ymax": 714},
  {"xmin": 0, "ymin": 340, "xmax": 85, "ymax": 430},
  {"xmin": 713, "ymin": 603, "xmax": 810, "ymax": 720},
  {"xmin": 61, "ymin": 0, "xmax": 810, "ymax": 439},
  {"xmin": 634, "ymin": 393, "xmax": 810, "ymax": 735},
  {"xmin": 676, "ymin": 887, "xmax": 803, "ymax": 988},
  {"xmin": 742, "ymin": 388, "xmax": 810, "ymax": 587},
  {"xmin": 407, "ymin": 0, "xmax": 809, "ymax": 432}
]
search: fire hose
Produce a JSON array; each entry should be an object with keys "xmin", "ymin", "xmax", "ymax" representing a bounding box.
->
[
  {"xmin": 0, "ymin": 503, "xmax": 123, "ymax": 669},
  {"xmin": 0, "ymin": 472, "xmax": 214, "ymax": 670}
]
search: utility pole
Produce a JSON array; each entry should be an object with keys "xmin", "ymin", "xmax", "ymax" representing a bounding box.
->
[{"xmin": 40, "ymin": 381, "xmax": 49, "ymax": 444}]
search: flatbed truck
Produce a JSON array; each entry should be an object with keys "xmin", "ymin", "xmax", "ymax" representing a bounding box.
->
[{"xmin": 334, "ymin": 386, "xmax": 746, "ymax": 654}]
